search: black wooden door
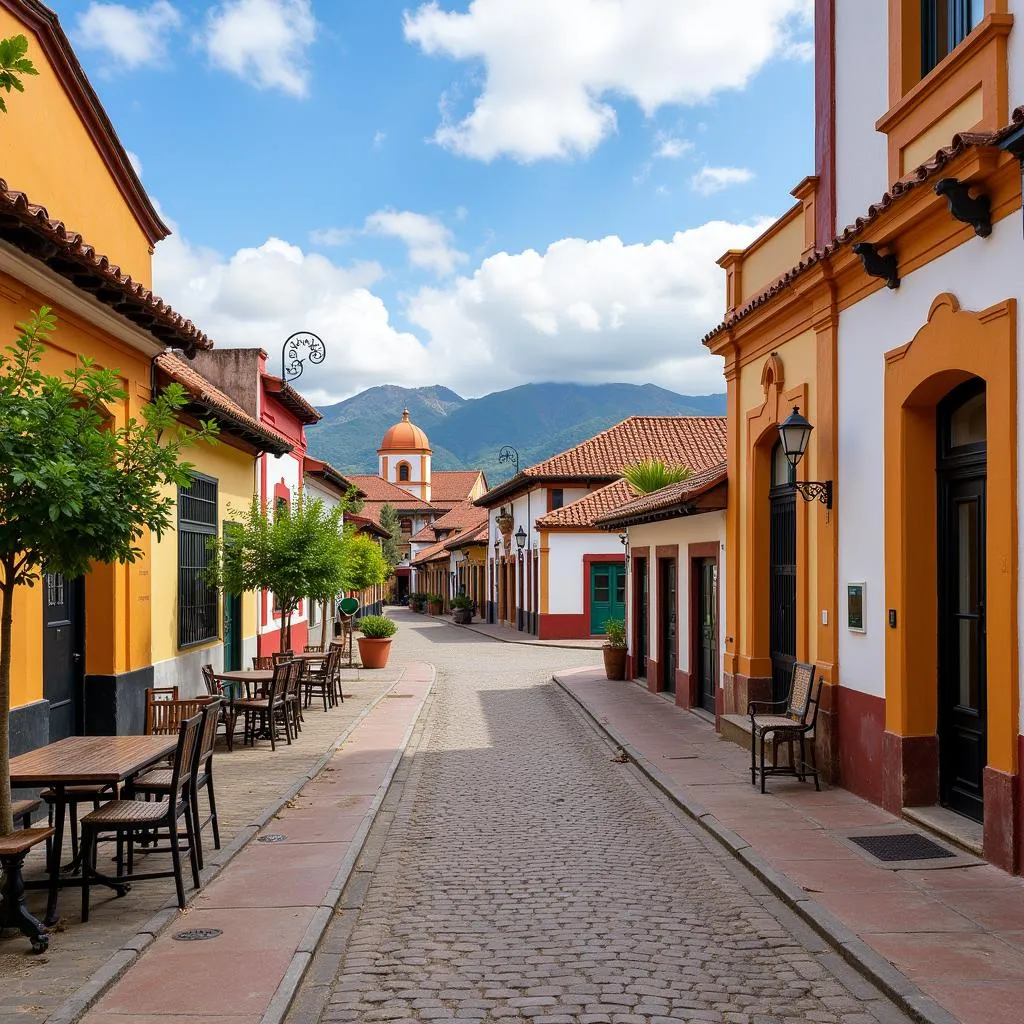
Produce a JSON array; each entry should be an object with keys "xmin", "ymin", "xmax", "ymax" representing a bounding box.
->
[
  {"xmin": 635, "ymin": 558, "xmax": 648, "ymax": 677},
  {"xmin": 660, "ymin": 559, "xmax": 676, "ymax": 694},
  {"xmin": 698, "ymin": 558, "xmax": 718, "ymax": 714},
  {"xmin": 770, "ymin": 473, "xmax": 797, "ymax": 705},
  {"xmin": 42, "ymin": 572, "xmax": 84, "ymax": 742}
]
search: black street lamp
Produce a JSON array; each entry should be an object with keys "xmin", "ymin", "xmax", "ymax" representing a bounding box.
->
[
  {"xmin": 514, "ymin": 526, "xmax": 527, "ymax": 554},
  {"xmin": 778, "ymin": 406, "xmax": 832, "ymax": 510}
]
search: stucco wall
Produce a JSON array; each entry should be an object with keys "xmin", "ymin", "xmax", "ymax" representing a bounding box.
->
[
  {"xmin": 548, "ymin": 532, "xmax": 624, "ymax": 616},
  {"xmin": 260, "ymin": 450, "xmax": 306, "ymax": 635},
  {"xmin": 837, "ymin": 208, "xmax": 1024, "ymax": 723},
  {"xmin": 834, "ymin": 0, "xmax": 890, "ymax": 230},
  {"xmin": 628, "ymin": 515, "xmax": 726, "ymax": 676}
]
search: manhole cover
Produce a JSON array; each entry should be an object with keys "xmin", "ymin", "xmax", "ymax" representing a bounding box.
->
[
  {"xmin": 173, "ymin": 928, "xmax": 222, "ymax": 942},
  {"xmin": 849, "ymin": 833, "xmax": 955, "ymax": 862},
  {"xmin": 257, "ymin": 833, "xmax": 288, "ymax": 844}
]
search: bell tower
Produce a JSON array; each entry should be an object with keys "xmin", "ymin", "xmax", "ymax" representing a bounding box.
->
[{"xmin": 377, "ymin": 409, "xmax": 432, "ymax": 502}]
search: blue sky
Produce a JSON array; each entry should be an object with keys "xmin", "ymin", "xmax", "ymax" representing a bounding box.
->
[{"xmin": 48, "ymin": 0, "xmax": 815, "ymax": 405}]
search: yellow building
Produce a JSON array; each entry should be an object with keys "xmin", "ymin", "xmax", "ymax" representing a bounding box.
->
[
  {"xmin": 1, "ymin": 0, "xmax": 214, "ymax": 749},
  {"xmin": 150, "ymin": 355, "xmax": 292, "ymax": 692}
]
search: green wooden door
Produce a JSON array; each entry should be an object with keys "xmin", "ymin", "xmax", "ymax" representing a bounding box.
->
[
  {"xmin": 590, "ymin": 562, "xmax": 626, "ymax": 635},
  {"xmin": 223, "ymin": 522, "xmax": 243, "ymax": 671}
]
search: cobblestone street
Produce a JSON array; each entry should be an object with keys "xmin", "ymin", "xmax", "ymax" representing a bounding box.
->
[{"xmin": 313, "ymin": 612, "xmax": 910, "ymax": 1024}]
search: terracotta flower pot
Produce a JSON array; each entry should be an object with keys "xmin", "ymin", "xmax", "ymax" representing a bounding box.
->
[
  {"xmin": 428, "ymin": 601, "xmax": 443, "ymax": 615},
  {"xmin": 602, "ymin": 645, "xmax": 627, "ymax": 681},
  {"xmin": 357, "ymin": 637, "xmax": 393, "ymax": 669}
]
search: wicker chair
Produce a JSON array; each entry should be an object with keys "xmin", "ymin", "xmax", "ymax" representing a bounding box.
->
[
  {"xmin": 79, "ymin": 710, "xmax": 203, "ymax": 919},
  {"xmin": 748, "ymin": 662, "xmax": 823, "ymax": 793},
  {"xmin": 235, "ymin": 662, "xmax": 289, "ymax": 750}
]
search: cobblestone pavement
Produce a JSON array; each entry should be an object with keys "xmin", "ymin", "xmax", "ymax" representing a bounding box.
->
[{"xmin": 317, "ymin": 613, "xmax": 910, "ymax": 1024}]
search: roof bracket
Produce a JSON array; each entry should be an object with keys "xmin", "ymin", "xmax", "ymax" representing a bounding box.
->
[
  {"xmin": 934, "ymin": 177, "xmax": 992, "ymax": 238},
  {"xmin": 851, "ymin": 242, "xmax": 899, "ymax": 289}
]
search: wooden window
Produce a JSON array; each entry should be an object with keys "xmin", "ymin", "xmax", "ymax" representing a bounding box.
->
[
  {"xmin": 921, "ymin": 0, "xmax": 984, "ymax": 76},
  {"xmin": 550, "ymin": 488, "xmax": 564, "ymax": 510},
  {"xmin": 178, "ymin": 473, "xmax": 219, "ymax": 648},
  {"xmin": 398, "ymin": 462, "xmax": 411, "ymax": 481}
]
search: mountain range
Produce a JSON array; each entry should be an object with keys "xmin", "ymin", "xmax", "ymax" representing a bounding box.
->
[{"xmin": 304, "ymin": 382, "xmax": 727, "ymax": 482}]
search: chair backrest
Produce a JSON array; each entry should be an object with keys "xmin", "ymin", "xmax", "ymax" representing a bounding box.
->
[
  {"xmin": 272, "ymin": 650, "xmax": 293, "ymax": 666},
  {"xmin": 196, "ymin": 697, "xmax": 224, "ymax": 767},
  {"xmin": 148, "ymin": 696, "xmax": 219, "ymax": 736},
  {"xmin": 804, "ymin": 675, "xmax": 825, "ymax": 731},
  {"xmin": 144, "ymin": 687, "xmax": 179, "ymax": 734},
  {"xmin": 786, "ymin": 662, "xmax": 817, "ymax": 723},
  {"xmin": 252, "ymin": 655, "xmax": 274, "ymax": 670},
  {"xmin": 168, "ymin": 711, "xmax": 205, "ymax": 808},
  {"xmin": 304, "ymin": 643, "xmax": 323, "ymax": 654},
  {"xmin": 267, "ymin": 660, "xmax": 290, "ymax": 702},
  {"xmin": 326, "ymin": 646, "xmax": 342, "ymax": 680},
  {"xmin": 201, "ymin": 664, "xmax": 221, "ymax": 696},
  {"xmin": 285, "ymin": 659, "xmax": 303, "ymax": 698}
]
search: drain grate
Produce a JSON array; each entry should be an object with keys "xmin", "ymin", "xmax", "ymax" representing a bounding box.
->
[
  {"xmin": 257, "ymin": 833, "xmax": 288, "ymax": 844},
  {"xmin": 849, "ymin": 832, "xmax": 955, "ymax": 862},
  {"xmin": 173, "ymin": 928, "xmax": 222, "ymax": 942},
  {"xmin": 386, "ymin": 693, "xmax": 415, "ymax": 698}
]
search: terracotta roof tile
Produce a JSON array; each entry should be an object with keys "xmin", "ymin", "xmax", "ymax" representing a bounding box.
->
[
  {"xmin": 594, "ymin": 462, "xmax": 728, "ymax": 527},
  {"xmin": 411, "ymin": 537, "xmax": 451, "ymax": 565},
  {"xmin": 411, "ymin": 500, "xmax": 488, "ymax": 544},
  {"xmin": 446, "ymin": 521, "xmax": 488, "ymax": 548},
  {"xmin": 535, "ymin": 479, "xmax": 638, "ymax": 529},
  {"xmin": 703, "ymin": 107, "xmax": 1024, "ymax": 343},
  {"xmin": 262, "ymin": 374, "xmax": 321, "ymax": 424},
  {"xmin": 347, "ymin": 476, "xmax": 435, "ymax": 506},
  {"xmin": 430, "ymin": 471, "xmax": 487, "ymax": 502},
  {"xmin": 156, "ymin": 353, "xmax": 291, "ymax": 454},
  {"xmin": 480, "ymin": 416, "xmax": 726, "ymax": 506},
  {"xmin": 303, "ymin": 457, "xmax": 363, "ymax": 497},
  {"xmin": 0, "ymin": 179, "xmax": 210, "ymax": 355}
]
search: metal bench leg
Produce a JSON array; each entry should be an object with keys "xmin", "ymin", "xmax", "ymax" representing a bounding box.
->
[
  {"xmin": 750, "ymin": 725, "xmax": 757, "ymax": 786},
  {"xmin": 760, "ymin": 730, "xmax": 768, "ymax": 793}
]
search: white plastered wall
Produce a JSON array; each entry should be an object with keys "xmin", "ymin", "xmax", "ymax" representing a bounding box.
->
[
  {"xmin": 837, "ymin": 208, "xmax": 1023, "ymax": 730},
  {"xmin": 547, "ymin": 531, "xmax": 624, "ymax": 616},
  {"xmin": 261, "ymin": 450, "xmax": 307, "ymax": 636}
]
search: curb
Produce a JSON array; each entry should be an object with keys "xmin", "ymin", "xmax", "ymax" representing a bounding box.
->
[
  {"xmin": 259, "ymin": 665, "xmax": 435, "ymax": 1024},
  {"xmin": 553, "ymin": 672, "xmax": 961, "ymax": 1024},
  {"xmin": 44, "ymin": 665, "xmax": 431, "ymax": 1024},
  {"xmin": 433, "ymin": 613, "xmax": 603, "ymax": 652}
]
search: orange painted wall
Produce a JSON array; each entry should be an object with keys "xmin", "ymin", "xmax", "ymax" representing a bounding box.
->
[{"xmin": 0, "ymin": 7, "xmax": 154, "ymax": 286}]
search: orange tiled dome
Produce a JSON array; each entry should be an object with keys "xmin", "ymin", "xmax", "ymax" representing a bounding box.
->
[{"xmin": 378, "ymin": 409, "xmax": 431, "ymax": 452}]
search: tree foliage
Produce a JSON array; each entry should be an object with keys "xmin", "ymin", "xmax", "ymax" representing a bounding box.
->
[
  {"xmin": 621, "ymin": 458, "xmax": 691, "ymax": 495},
  {"xmin": 0, "ymin": 310, "xmax": 217, "ymax": 834},
  {"xmin": 210, "ymin": 496, "xmax": 349, "ymax": 654},
  {"xmin": 343, "ymin": 532, "xmax": 389, "ymax": 593},
  {"xmin": 0, "ymin": 35, "xmax": 37, "ymax": 114},
  {"xmin": 377, "ymin": 503, "xmax": 402, "ymax": 569}
]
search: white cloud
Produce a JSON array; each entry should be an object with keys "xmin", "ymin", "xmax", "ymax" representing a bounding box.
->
[
  {"xmin": 309, "ymin": 227, "xmax": 354, "ymax": 247},
  {"xmin": 373, "ymin": 130, "xmax": 388, "ymax": 149},
  {"xmin": 690, "ymin": 165, "xmax": 755, "ymax": 195},
  {"xmin": 127, "ymin": 151, "xmax": 144, "ymax": 178},
  {"xmin": 364, "ymin": 210, "xmax": 467, "ymax": 278},
  {"xmin": 653, "ymin": 132, "xmax": 693, "ymax": 160},
  {"xmin": 153, "ymin": 214, "xmax": 768, "ymax": 403},
  {"xmin": 403, "ymin": 0, "xmax": 812, "ymax": 162},
  {"xmin": 202, "ymin": 0, "xmax": 315, "ymax": 97},
  {"xmin": 74, "ymin": 1, "xmax": 181, "ymax": 71}
]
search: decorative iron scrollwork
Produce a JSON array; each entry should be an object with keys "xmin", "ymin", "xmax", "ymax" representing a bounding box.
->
[
  {"xmin": 281, "ymin": 332, "xmax": 325, "ymax": 384},
  {"xmin": 498, "ymin": 445, "xmax": 520, "ymax": 476},
  {"xmin": 793, "ymin": 480, "xmax": 832, "ymax": 510}
]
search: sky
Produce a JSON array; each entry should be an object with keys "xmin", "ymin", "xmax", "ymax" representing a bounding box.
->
[{"xmin": 49, "ymin": 0, "xmax": 816, "ymax": 406}]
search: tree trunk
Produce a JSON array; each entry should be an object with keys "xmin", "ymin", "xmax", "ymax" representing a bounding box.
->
[
  {"xmin": 0, "ymin": 578, "xmax": 16, "ymax": 836},
  {"xmin": 282, "ymin": 603, "xmax": 292, "ymax": 655}
]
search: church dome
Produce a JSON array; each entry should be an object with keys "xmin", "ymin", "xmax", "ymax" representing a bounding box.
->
[{"xmin": 378, "ymin": 409, "xmax": 431, "ymax": 453}]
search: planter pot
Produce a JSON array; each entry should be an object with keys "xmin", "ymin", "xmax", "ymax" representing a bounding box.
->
[
  {"xmin": 602, "ymin": 645, "xmax": 627, "ymax": 681},
  {"xmin": 452, "ymin": 608, "xmax": 473, "ymax": 625},
  {"xmin": 357, "ymin": 637, "xmax": 393, "ymax": 669},
  {"xmin": 428, "ymin": 602, "xmax": 443, "ymax": 615}
]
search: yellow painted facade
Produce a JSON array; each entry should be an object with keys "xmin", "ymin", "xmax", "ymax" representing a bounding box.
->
[
  {"xmin": 0, "ymin": 6, "xmax": 158, "ymax": 285},
  {"xmin": 150, "ymin": 433, "xmax": 258, "ymax": 668}
]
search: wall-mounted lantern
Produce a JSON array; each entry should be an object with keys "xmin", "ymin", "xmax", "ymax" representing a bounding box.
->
[{"xmin": 778, "ymin": 406, "xmax": 833, "ymax": 511}]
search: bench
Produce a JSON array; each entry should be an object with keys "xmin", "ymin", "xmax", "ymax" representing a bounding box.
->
[
  {"xmin": 13, "ymin": 797, "xmax": 41, "ymax": 830},
  {"xmin": 0, "ymin": 826, "xmax": 55, "ymax": 952}
]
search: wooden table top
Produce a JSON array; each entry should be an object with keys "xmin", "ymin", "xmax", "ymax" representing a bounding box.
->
[
  {"xmin": 215, "ymin": 669, "xmax": 275, "ymax": 682},
  {"xmin": 9, "ymin": 735, "xmax": 177, "ymax": 786}
]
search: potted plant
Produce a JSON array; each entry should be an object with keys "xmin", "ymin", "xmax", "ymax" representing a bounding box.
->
[
  {"xmin": 427, "ymin": 593, "xmax": 444, "ymax": 615},
  {"xmin": 409, "ymin": 591, "xmax": 426, "ymax": 612},
  {"xmin": 451, "ymin": 593, "xmax": 474, "ymax": 624},
  {"xmin": 602, "ymin": 618, "xmax": 627, "ymax": 680},
  {"xmin": 357, "ymin": 614, "xmax": 398, "ymax": 668}
]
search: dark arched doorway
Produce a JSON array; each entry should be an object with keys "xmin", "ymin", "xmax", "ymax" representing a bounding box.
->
[{"xmin": 769, "ymin": 442, "xmax": 796, "ymax": 704}]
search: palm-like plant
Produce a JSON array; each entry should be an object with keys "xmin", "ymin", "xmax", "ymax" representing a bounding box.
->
[{"xmin": 621, "ymin": 459, "xmax": 691, "ymax": 495}]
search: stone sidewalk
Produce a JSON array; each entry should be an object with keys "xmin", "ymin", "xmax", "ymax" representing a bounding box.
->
[
  {"xmin": 0, "ymin": 666, "xmax": 404, "ymax": 1024},
  {"xmin": 424, "ymin": 611, "xmax": 605, "ymax": 650},
  {"xmin": 555, "ymin": 666, "xmax": 1024, "ymax": 1024},
  {"xmin": 77, "ymin": 664, "xmax": 433, "ymax": 1024}
]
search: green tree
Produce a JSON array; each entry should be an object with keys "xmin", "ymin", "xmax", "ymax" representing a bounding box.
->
[
  {"xmin": 343, "ymin": 532, "xmax": 390, "ymax": 593},
  {"xmin": 210, "ymin": 496, "xmax": 349, "ymax": 654},
  {"xmin": 0, "ymin": 310, "xmax": 217, "ymax": 834},
  {"xmin": 621, "ymin": 458, "xmax": 691, "ymax": 495},
  {"xmin": 377, "ymin": 503, "xmax": 402, "ymax": 570},
  {"xmin": 0, "ymin": 35, "xmax": 37, "ymax": 114}
]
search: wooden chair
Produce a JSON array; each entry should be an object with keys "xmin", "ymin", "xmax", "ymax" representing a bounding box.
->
[
  {"xmin": 252, "ymin": 655, "xmax": 274, "ymax": 670},
  {"xmin": 304, "ymin": 647, "xmax": 339, "ymax": 712},
  {"xmin": 126, "ymin": 699, "xmax": 222, "ymax": 870},
  {"xmin": 235, "ymin": 663, "xmax": 289, "ymax": 750},
  {"xmin": 282, "ymin": 659, "xmax": 304, "ymax": 737},
  {"xmin": 202, "ymin": 664, "xmax": 240, "ymax": 752},
  {"xmin": 748, "ymin": 662, "xmax": 822, "ymax": 793},
  {"xmin": 272, "ymin": 650, "xmax": 293, "ymax": 666},
  {"xmin": 146, "ymin": 696, "xmax": 214, "ymax": 736},
  {"xmin": 143, "ymin": 686, "xmax": 180, "ymax": 735},
  {"xmin": 80, "ymin": 711, "xmax": 203, "ymax": 920}
]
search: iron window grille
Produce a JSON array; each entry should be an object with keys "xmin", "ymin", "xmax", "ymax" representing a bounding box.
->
[{"xmin": 178, "ymin": 472, "xmax": 219, "ymax": 648}]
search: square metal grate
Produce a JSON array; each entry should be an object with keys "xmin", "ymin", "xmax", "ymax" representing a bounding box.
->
[{"xmin": 848, "ymin": 832, "xmax": 955, "ymax": 862}]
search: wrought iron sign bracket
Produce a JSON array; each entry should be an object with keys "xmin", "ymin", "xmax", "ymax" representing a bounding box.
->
[
  {"xmin": 851, "ymin": 242, "xmax": 899, "ymax": 289},
  {"xmin": 498, "ymin": 445, "xmax": 520, "ymax": 476},
  {"xmin": 281, "ymin": 332, "xmax": 325, "ymax": 384},
  {"xmin": 794, "ymin": 480, "xmax": 833, "ymax": 511},
  {"xmin": 934, "ymin": 177, "xmax": 992, "ymax": 238}
]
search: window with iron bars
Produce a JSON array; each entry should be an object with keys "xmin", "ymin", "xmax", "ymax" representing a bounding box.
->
[{"xmin": 178, "ymin": 472, "xmax": 219, "ymax": 648}]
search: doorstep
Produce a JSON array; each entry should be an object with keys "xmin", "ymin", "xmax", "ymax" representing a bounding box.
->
[{"xmin": 903, "ymin": 805, "xmax": 985, "ymax": 858}]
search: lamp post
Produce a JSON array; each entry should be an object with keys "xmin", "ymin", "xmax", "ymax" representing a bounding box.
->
[
  {"xmin": 778, "ymin": 406, "xmax": 833, "ymax": 512},
  {"xmin": 515, "ymin": 525, "xmax": 527, "ymax": 560}
]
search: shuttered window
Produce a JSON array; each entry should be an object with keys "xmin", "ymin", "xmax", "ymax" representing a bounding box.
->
[{"xmin": 178, "ymin": 473, "xmax": 219, "ymax": 648}]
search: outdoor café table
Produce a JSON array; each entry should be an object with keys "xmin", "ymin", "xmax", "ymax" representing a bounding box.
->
[
  {"xmin": 213, "ymin": 668, "xmax": 274, "ymax": 699},
  {"xmin": 9, "ymin": 734, "xmax": 177, "ymax": 925}
]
